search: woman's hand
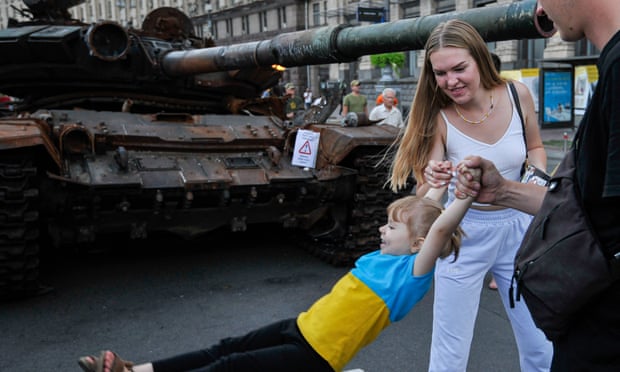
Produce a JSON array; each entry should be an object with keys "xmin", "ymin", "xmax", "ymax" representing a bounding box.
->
[{"xmin": 424, "ymin": 160, "xmax": 453, "ymax": 188}]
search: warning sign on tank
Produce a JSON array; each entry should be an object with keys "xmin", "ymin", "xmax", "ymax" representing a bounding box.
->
[{"xmin": 292, "ymin": 129, "xmax": 320, "ymax": 168}]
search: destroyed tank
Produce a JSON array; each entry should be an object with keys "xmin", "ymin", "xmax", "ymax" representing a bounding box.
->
[{"xmin": 0, "ymin": 0, "xmax": 555, "ymax": 298}]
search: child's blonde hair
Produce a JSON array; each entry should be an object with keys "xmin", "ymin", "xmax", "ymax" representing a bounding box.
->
[{"xmin": 387, "ymin": 195, "xmax": 463, "ymax": 260}]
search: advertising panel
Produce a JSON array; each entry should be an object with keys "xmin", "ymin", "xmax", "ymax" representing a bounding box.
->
[{"xmin": 540, "ymin": 67, "xmax": 573, "ymax": 128}]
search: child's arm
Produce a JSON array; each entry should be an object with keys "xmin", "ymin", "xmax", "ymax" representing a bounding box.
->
[
  {"xmin": 413, "ymin": 167, "xmax": 479, "ymax": 276},
  {"xmin": 423, "ymin": 185, "xmax": 447, "ymax": 202}
]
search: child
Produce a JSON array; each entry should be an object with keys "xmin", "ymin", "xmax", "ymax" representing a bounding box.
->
[{"xmin": 79, "ymin": 162, "xmax": 477, "ymax": 372}]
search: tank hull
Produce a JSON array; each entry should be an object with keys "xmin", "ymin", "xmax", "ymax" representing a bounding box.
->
[{"xmin": 0, "ymin": 0, "xmax": 554, "ymax": 298}]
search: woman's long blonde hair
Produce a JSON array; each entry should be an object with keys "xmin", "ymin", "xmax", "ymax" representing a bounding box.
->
[{"xmin": 389, "ymin": 19, "xmax": 505, "ymax": 192}]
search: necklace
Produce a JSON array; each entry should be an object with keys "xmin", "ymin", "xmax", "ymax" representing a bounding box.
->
[{"xmin": 454, "ymin": 93, "xmax": 494, "ymax": 125}]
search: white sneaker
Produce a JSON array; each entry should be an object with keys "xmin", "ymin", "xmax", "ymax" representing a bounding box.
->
[{"xmin": 343, "ymin": 369, "xmax": 365, "ymax": 372}]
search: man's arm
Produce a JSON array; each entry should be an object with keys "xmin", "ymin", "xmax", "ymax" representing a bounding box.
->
[
  {"xmin": 396, "ymin": 110, "xmax": 404, "ymax": 128},
  {"xmin": 517, "ymin": 80, "xmax": 548, "ymax": 171},
  {"xmin": 341, "ymin": 95, "xmax": 349, "ymax": 116},
  {"xmin": 369, "ymin": 106, "xmax": 379, "ymax": 121},
  {"xmin": 456, "ymin": 156, "xmax": 546, "ymax": 215}
]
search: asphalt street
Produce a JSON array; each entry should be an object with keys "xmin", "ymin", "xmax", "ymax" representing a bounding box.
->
[{"xmin": 2, "ymin": 229, "xmax": 521, "ymax": 372}]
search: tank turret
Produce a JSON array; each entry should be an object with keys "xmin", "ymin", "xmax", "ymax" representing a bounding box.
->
[
  {"xmin": 0, "ymin": 0, "xmax": 554, "ymax": 299},
  {"xmin": 0, "ymin": 0, "xmax": 553, "ymax": 115}
]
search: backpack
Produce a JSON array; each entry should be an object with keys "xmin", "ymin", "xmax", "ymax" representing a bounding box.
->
[{"xmin": 511, "ymin": 147, "xmax": 620, "ymax": 341}]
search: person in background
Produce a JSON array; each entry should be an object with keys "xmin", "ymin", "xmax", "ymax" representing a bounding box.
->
[
  {"xmin": 376, "ymin": 93, "xmax": 399, "ymax": 106},
  {"xmin": 303, "ymin": 87, "xmax": 313, "ymax": 110},
  {"xmin": 490, "ymin": 53, "xmax": 501, "ymax": 74},
  {"xmin": 341, "ymin": 80, "xmax": 368, "ymax": 117},
  {"xmin": 369, "ymin": 87, "xmax": 404, "ymax": 128},
  {"xmin": 388, "ymin": 19, "xmax": 551, "ymax": 372},
  {"xmin": 456, "ymin": 1, "xmax": 620, "ymax": 370},
  {"xmin": 312, "ymin": 95, "xmax": 327, "ymax": 107},
  {"xmin": 77, "ymin": 165, "xmax": 479, "ymax": 372},
  {"xmin": 0, "ymin": 93, "xmax": 13, "ymax": 112},
  {"xmin": 284, "ymin": 83, "xmax": 304, "ymax": 120}
]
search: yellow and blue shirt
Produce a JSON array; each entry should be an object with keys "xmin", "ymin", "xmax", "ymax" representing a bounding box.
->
[{"xmin": 297, "ymin": 250, "xmax": 433, "ymax": 371}]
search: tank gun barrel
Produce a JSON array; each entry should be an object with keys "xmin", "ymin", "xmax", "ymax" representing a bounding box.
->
[{"xmin": 162, "ymin": 0, "xmax": 554, "ymax": 77}]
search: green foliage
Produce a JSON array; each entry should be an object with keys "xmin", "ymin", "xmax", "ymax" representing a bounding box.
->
[{"xmin": 370, "ymin": 52, "xmax": 406, "ymax": 68}]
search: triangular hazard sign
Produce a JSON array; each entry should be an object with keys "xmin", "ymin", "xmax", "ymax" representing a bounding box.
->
[{"xmin": 299, "ymin": 140, "xmax": 312, "ymax": 155}]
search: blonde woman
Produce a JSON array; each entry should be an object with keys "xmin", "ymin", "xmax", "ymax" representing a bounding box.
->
[{"xmin": 390, "ymin": 19, "xmax": 551, "ymax": 372}]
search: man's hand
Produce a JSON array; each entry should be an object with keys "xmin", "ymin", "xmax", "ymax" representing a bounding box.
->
[
  {"xmin": 458, "ymin": 165, "xmax": 481, "ymax": 186},
  {"xmin": 455, "ymin": 156, "xmax": 503, "ymax": 203}
]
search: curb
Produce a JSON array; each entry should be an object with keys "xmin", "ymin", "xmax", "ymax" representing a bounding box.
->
[{"xmin": 546, "ymin": 149, "xmax": 566, "ymax": 161}]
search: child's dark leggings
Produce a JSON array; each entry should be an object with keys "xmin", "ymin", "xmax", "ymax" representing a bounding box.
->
[{"xmin": 151, "ymin": 318, "xmax": 334, "ymax": 372}]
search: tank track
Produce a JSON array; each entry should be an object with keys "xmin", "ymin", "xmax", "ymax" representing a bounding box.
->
[
  {"xmin": 0, "ymin": 150, "xmax": 43, "ymax": 299},
  {"xmin": 304, "ymin": 152, "xmax": 412, "ymax": 266}
]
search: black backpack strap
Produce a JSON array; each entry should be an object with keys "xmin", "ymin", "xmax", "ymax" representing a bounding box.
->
[{"xmin": 509, "ymin": 81, "xmax": 528, "ymax": 153}]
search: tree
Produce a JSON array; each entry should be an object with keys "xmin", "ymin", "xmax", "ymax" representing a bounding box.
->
[{"xmin": 370, "ymin": 52, "xmax": 406, "ymax": 78}]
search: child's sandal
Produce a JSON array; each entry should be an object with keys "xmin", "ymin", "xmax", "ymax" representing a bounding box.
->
[{"xmin": 78, "ymin": 350, "xmax": 134, "ymax": 372}]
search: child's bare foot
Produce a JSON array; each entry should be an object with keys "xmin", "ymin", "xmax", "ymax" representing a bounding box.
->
[{"xmin": 78, "ymin": 350, "xmax": 133, "ymax": 372}]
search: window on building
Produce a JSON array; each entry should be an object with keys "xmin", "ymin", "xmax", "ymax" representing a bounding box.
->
[
  {"xmin": 403, "ymin": 0, "xmax": 420, "ymax": 18},
  {"xmin": 241, "ymin": 15, "xmax": 249, "ymax": 35},
  {"xmin": 259, "ymin": 11, "xmax": 268, "ymax": 32},
  {"xmin": 575, "ymin": 39, "xmax": 600, "ymax": 56},
  {"xmin": 277, "ymin": 6, "xmax": 287, "ymax": 29},
  {"xmin": 517, "ymin": 38, "xmax": 546, "ymax": 69},
  {"xmin": 213, "ymin": 20, "xmax": 218, "ymax": 39},
  {"xmin": 473, "ymin": 0, "xmax": 495, "ymax": 7},
  {"xmin": 435, "ymin": 0, "xmax": 455, "ymax": 14},
  {"xmin": 323, "ymin": 1, "xmax": 328, "ymax": 24},
  {"xmin": 407, "ymin": 50, "xmax": 419, "ymax": 78},
  {"xmin": 403, "ymin": 0, "xmax": 420, "ymax": 78},
  {"xmin": 130, "ymin": 0, "xmax": 136, "ymax": 8},
  {"xmin": 225, "ymin": 18, "xmax": 232, "ymax": 37},
  {"xmin": 312, "ymin": 3, "xmax": 320, "ymax": 26}
]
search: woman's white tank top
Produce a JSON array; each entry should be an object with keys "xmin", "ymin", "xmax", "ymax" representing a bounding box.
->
[{"xmin": 440, "ymin": 84, "xmax": 526, "ymax": 205}]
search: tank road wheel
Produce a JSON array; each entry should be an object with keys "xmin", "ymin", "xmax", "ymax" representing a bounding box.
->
[
  {"xmin": 0, "ymin": 149, "xmax": 46, "ymax": 300},
  {"xmin": 304, "ymin": 152, "xmax": 412, "ymax": 266}
]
